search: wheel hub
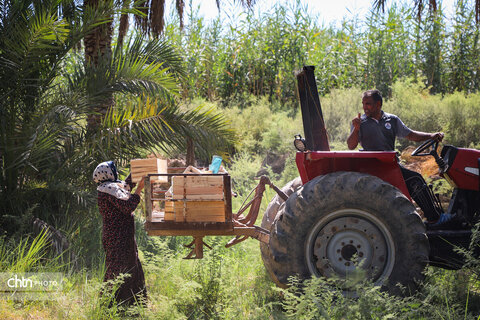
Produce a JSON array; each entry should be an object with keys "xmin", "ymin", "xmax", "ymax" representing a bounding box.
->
[
  {"xmin": 341, "ymin": 244, "xmax": 357, "ymax": 261},
  {"xmin": 307, "ymin": 209, "xmax": 394, "ymax": 284}
]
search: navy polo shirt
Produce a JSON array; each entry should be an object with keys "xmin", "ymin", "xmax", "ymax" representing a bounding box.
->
[{"xmin": 355, "ymin": 111, "xmax": 412, "ymax": 151}]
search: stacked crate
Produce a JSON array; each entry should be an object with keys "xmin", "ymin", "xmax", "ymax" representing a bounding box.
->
[
  {"xmin": 130, "ymin": 158, "xmax": 168, "ymax": 183},
  {"xmin": 164, "ymin": 175, "xmax": 225, "ymax": 223}
]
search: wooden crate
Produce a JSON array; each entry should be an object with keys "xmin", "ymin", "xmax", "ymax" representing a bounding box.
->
[
  {"xmin": 164, "ymin": 200, "xmax": 225, "ymax": 222},
  {"xmin": 171, "ymin": 176, "xmax": 224, "ymax": 200},
  {"xmin": 164, "ymin": 201, "xmax": 176, "ymax": 221},
  {"xmin": 130, "ymin": 158, "xmax": 167, "ymax": 183}
]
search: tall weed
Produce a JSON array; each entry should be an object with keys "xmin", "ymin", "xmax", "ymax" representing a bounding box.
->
[
  {"xmin": 282, "ymin": 274, "xmax": 480, "ymax": 319},
  {"xmin": 0, "ymin": 231, "xmax": 56, "ymax": 272},
  {"xmin": 226, "ymin": 152, "xmax": 263, "ymax": 197},
  {"xmin": 281, "ymin": 276, "xmax": 424, "ymax": 320},
  {"xmin": 388, "ymin": 80, "xmax": 480, "ymax": 149}
]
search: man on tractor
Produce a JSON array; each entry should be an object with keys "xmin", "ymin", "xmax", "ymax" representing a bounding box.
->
[{"xmin": 346, "ymin": 89, "xmax": 453, "ymax": 228}]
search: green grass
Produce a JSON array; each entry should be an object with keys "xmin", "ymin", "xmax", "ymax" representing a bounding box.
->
[
  {"xmin": 2, "ymin": 226, "xmax": 480, "ymax": 319},
  {"xmin": 0, "ymin": 232, "xmax": 282, "ymax": 319}
]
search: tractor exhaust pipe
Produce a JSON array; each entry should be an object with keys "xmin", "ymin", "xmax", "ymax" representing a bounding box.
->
[{"xmin": 296, "ymin": 66, "xmax": 330, "ymax": 151}]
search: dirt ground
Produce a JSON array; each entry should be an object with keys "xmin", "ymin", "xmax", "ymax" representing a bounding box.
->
[{"xmin": 400, "ymin": 146, "xmax": 440, "ymax": 180}]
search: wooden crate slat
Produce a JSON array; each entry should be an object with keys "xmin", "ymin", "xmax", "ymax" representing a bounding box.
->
[
  {"xmin": 185, "ymin": 200, "xmax": 225, "ymax": 208},
  {"xmin": 149, "ymin": 172, "xmax": 228, "ymax": 225},
  {"xmin": 164, "ymin": 212, "xmax": 175, "ymax": 221},
  {"xmin": 172, "ymin": 184, "xmax": 223, "ymax": 192},
  {"xmin": 130, "ymin": 158, "xmax": 158, "ymax": 165},
  {"xmin": 185, "ymin": 216, "xmax": 225, "ymax": 223},
  {"xmin": 171, "ymin": 175, "xmax": 224, "ymax": 186},
  {"xmin": 130, "ymin": 158, "xmax": 167, "ymax": 183},
  {"xmin": 171, "ymin": 175, "xmax": 224, "ymax": 200},
  {"xmin": 172, "ymin": 193, "xmax": 223, "ymax": 201},
  {"xmin": 172, "ymin": 189, "xmax": 224, "ymax": 196},
  {"xmin": 165, "ymin": 200, "xmax": 224, "ymax": 209},
  {"xmin": 163, "ymin": 200, "xmax": 225, "ymax": 223}
]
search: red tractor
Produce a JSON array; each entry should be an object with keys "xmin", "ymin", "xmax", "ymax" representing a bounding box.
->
[{"xmin": 260, "ymin": 66, "xmax": 480, "ymax": 294}]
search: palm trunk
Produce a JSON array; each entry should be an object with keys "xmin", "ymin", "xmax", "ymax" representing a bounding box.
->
[
  {"xmin": 84, "ymin": 0, "xmax": 114, "ymax": 132},
  {"xmin": 186, "ymin": 137, "xmax": 195, "ymax": 166}
]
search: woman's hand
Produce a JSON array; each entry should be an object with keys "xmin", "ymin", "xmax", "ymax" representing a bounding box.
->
[
  {"xmin": 125, "ymin": 173, "xmax": 136, "ymax": 189},
  {"xmin": 134, "ymin": 177, "xmax": 145, "ymax": 196}
]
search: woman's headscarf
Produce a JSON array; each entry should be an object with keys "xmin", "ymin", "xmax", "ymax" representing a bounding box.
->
[{"xmin": 93, "ymin": 161, "xmax": 131, "ymax": 200}]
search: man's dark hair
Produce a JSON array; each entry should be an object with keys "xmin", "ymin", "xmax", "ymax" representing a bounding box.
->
[{"xmin": 363, "ymin": 89, "xmax": 383, "ymax": 106}]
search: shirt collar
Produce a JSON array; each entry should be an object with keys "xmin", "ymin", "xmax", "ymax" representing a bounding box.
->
[
  {"xmin": 365, "ymin": 111, "xmax": 385, "ymax": 123},
  {"xmin": 380, "ymin": 111, "xmax": 387, "ymax": 120}
]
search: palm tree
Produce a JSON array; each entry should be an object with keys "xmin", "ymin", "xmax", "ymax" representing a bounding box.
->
[
  {"xmin": 69, "ymin": 34, "xmax": 234, "ymax": 168},
  {"xmin": 81, "ymin": 0, "xmax": 253, "ymax": 165},
  {"xmin": 0, "ymin": 0, "xmax": 98, "ymax": 234},
  {"xmin": 0, "ymin": 0, "xmax": 234, "ymax": 237},
  {"xmin": 84, "ymin": 0, "xmax": 258, "ymax": 130},
  {"xmin": 118, "ymin": 0, "xmax": 258, "ymax": 40},
  {"xmin": 373, "ymin": 0, "xmax": 480, "ymax": 23}
]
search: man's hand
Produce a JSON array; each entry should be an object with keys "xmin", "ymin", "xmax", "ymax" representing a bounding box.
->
[
  {"xmin": 352, "ymin": 113, "xmax": 361, "ymax": 131},
  {"xmin": 347, "ymin": 113, "xmax": 362, "ymax": 150},
  {"xmin": 431, "ymin": 132, "xmax": 444, "ymax": 142}
]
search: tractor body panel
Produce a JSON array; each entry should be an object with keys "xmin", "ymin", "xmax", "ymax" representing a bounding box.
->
[
  {"xmin": 441, "ymin": 145, "xmax": 480, "ymax": 191},
  {"xmin": 296, "ymin": 151, "xmax": 411, "ymax": 200}
]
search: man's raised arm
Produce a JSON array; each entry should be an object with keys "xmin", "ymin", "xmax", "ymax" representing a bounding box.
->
[{"xmin": 347, "ymin": 113, "xmax": 361, "ymax": 150}]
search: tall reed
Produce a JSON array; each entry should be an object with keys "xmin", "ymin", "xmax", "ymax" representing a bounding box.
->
[{"xmin": 164, "ymin": 0, "xmax": 480, "ymax": 103}]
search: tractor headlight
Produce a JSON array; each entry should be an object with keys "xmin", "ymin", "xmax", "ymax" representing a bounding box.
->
[{"xmin": 294, "ymin": 134, "xmax": 307, "ymax": 152}]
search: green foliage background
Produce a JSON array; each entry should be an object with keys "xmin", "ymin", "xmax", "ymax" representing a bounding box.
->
[{"xmin": 166, "ymin": 0, "xmax": 480, "ymax": 102}]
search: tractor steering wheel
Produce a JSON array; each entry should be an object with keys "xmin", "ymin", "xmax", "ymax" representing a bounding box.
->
[{"xmin": 411, "ymin": 138, "xmax": 439, "ymax": 157}]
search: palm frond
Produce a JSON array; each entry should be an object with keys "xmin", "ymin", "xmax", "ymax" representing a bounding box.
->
[
  {"xmin": 0, "ymin": 4, "xmax": 70, "ymax": 109},
  {"xmin": 476, "ymin": 0, "xmax": 480, "ymax": 23},
  {"xmin": 373, "ymin": 0, "xmax": 386, "ymax": 13},
  {"xmin": 0, "ymin": 0, "xmax": 105, "ymax": 194},
  {"xmin": 65, "ymin": 34, "xmax": 183, "ymax": 111},
  {"xmin": 0, "ymin": 0, "xmax": 112, "ymax": 115},
  {"xmin": 374, "ymin": 0, "xmax": 441, "ymax": 20},
  {"xmin": 133, "ymin": 36, "xmax": 186, "ymax": 79},
  {"xmin": 97, "ymin": 99, "xmax": 235, "ymax": 163},
  {"xmin": 8, "ymin": 101, "xmax": 84, "ymax": 178}
]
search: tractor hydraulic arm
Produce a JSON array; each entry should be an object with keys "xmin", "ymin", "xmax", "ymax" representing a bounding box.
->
[{"xmin": 227, "ymin": 176, "xmax": 288, "ymax": 248}]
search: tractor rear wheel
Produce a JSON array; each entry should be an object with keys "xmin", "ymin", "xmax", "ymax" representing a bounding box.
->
[
  {"xmin": 266, "ymin": 172, "xmax": 429, "ymax": 294},
  {"xmin": 260, "ymin": 177, "xmax": 302, "ymax": 286}
]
